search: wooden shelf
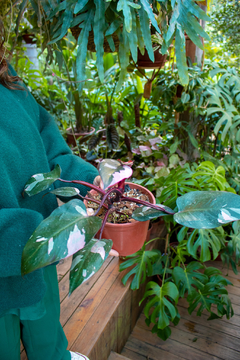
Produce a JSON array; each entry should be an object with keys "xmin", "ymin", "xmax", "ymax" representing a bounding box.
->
[{"xmin": 21, "ymin": 225, "xmax": 166, "ymax": 360}]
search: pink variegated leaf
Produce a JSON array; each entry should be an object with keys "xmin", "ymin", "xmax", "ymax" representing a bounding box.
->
[
  {"xmin": 149, "ymin": 137, "xmax": 162, "ymax": 146},
  {"xmin": 99, "ymin": 159, "xmax": 133, "ymax": 189},
  {"xmin": 132, "ymin": 148, "xmax": 141, "ymax": 154}
]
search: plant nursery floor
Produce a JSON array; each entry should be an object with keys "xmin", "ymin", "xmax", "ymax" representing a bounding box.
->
[
  {"xmin": 113, "ymin": 261, "xmax": 240, "ymax": 360},
  {"xmin": 20, "ymin": 252, "xmax": 240, "ymax": 360}
]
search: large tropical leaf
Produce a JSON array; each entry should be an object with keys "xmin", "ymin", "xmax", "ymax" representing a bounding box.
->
[
  {"xmin": 187, "ymin": 228, "xmax": 224, "ymax": 262},
  {"xmin": 24, "ymin": 164, "xmax": 61, "ymax": 196},
  {"xmin": 142, "ymin": 281, "xmax": 179, "ymax": 330},
  {"xmin": 69, "ymin": 238, "xmax": 112, "ymax": 294},
  {"xmin": 172, "ymin": 262, "xmax": 207, "ymax": 297},
  {"xmin": 174, "ymin": 191, "xmax": 240, "ymax": 229},
  {"xmin": 120, "ymin": 247, "xmax": 161, "ymax": 290},
  {"xmin": 187, "ymin": 274, "xmax": 231, "ymax": 316},
  {"xmin": 21, "ymin": 199, "xmax": 102, "ymax": 275}
]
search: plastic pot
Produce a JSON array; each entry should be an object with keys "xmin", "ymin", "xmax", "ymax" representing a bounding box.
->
[
  {"xmin": 85, "ymin": 183, "xmax": 155, "ymax": 256},
  {"xmin": 66, "ymin": 127, "xmax": 95, "ymax": 146}
]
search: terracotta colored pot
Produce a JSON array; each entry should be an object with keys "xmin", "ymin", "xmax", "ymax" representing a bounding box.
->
[
  {"xmin": 137, "ymin": 48, "xmax": 167, "ymax": 69},
  {"xmin": 66, "ymin": 127, "xmax": 95, "ymax": 146},
  {"xmin": 85, "ymin": 183, "xmax": 156, "ymax": 256},
  {"xmin": 22, "ymin": 33, "xmax": 36, "ymax": 44}
]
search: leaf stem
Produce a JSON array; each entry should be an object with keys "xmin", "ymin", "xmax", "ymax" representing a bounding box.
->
[
  {"xmin": 57, "ymin": 178, "xmax": 106, "ymax": 195},
  {"xmin": 121, "ymin": 196, "xmax": 175, "ymax": 215}
]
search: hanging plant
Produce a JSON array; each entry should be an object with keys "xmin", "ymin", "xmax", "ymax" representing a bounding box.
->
[{"xmin": 23, "ymin": 1, "xmax": 210, "ymax": 88}]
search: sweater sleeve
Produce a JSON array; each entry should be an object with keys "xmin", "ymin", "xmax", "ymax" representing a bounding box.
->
[
  {"xmin": 39, "ymin": 104, "xmax": 99, "ymax": 196},
  {"xmin": 0, "ymin": 208, "xmax": 44, "ymax": 277}
]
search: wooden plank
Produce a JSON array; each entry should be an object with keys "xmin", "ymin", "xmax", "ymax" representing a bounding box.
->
[
  {"xmin": 60, "ymin": 255, "xmax": 114, "ymax": 326},
  {"xmin": 168, "ymin": 325, "xmax": 240, "ymax": 360},
  {"xmin": 70, "ymin": 269, "xmax": 135, "ymax": 359},
  {"xmin": 108, "ymin": 351, "xmax": 131, "ymax": 360},
  {"xmin": 168, "ymin": 315, "xmax": 240, "ymax": 353},
  {"xmin": 121, "ymin": 348, "xmax": 152, "ymax": 360},
  {"xmin": 63, "ymin": 256, "xmax": 120, "ymax": 348},
  {"xmin": 131, "ymin": 325, "xmax": 222, "ymax": 360},
  {"xmin": 178, "ymin": 297, "xmax": 240, "ymax": 327},
  {"xmin": 117, "ymin": 290, "xmax": 132, "ymax": 352},
  {"xmin": 205, "ymin": 260, "xmax": 239, "ymax": 273},
  {"xmin": 57, "ymin": 256, "xmax": 72, "ymax": 302},
  {"xmin": 177, "ymin": 304, "xmax": 240, "ymax": 339},
  {"xmin": 123, "ymin": 335, "xmax": 188, "ymax": 360},
  {"xmin": 57, "ymin": 257, "xmax": 72, "ymax": 281}
]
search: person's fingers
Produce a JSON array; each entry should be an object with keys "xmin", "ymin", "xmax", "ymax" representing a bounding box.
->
[
  {"xmin": 109, "ymin": 249, "xmax": 119, "ymax": 257},
  {"xmin": 93, "ymin": 175, "xmax": 104, "ymax": 189}
]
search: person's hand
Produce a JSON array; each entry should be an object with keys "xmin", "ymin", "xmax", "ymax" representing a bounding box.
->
[
  {"xmin": 109, "ymin": 249, "xmax": 119, "ymax": 257},
  {"xmin": 93, "ymin": 175, "xmax": 103, "ymax": 189}
]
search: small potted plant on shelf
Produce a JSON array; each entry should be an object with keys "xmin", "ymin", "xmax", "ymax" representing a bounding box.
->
[{"xmin": 22, "ymin": 159, "xmax": 240, "ymax": 297}]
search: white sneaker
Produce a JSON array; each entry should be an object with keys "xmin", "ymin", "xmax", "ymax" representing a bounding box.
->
[{"xmin": 70, "ymin": 351, "xmax": 89, "ymax": 360}]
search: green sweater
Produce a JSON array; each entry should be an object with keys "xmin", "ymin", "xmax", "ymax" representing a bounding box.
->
[{"xmin": 0, "ymin": 67, "xmax": 98, "ymax": 316}]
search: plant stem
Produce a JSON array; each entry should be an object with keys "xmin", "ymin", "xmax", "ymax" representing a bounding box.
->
[
  {"xmin": 121, "ymin": 196, "xmax": 175, "ymax": 215},
  {"xmin": 93, "ymin": 188, "xmax": 123, "ymax": 217},
  {"xmin": 57, "ymin": 178, "xmax": 106, "ymax": 195}
]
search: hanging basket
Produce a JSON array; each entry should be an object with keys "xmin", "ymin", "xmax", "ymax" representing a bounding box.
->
[
  {"xmin": 70, "ymin": 27, "xmax": 120, "ymax": 53},
  {"xmin": 137, "ymin": 48, "xmax": 167, "ymax": 69}
]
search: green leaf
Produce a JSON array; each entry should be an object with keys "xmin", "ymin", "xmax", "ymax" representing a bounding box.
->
[
  {"xmin": 117, "ymin": 0, "xmax": 132, "ymax": 33},
  {"xmin": 116, "ymin": 27, "xmax": 130, "ymax": 91},
  {"xmin": 76, "ymin": 9, "xmax": 95, "ymax": 92},
  {"xmin": 99, "ymin": 159, "xmax": 133, "ymax": 189},
  {"xmin": 127, "ymin": 7, "xmax": 138, "ymax": 62},
  {"xmin": 69, "ymin": 238, "xmax": 112, "ymax": 294},
  {"xmin": 139, "ymin": 0, "xmax": 160, "ymax": 32},
  {"xmin": 120, "ymin": 248, "xmax": 160, "ymax": 290},
  {"xmin": 49, "ymin": 187, "xmax": 80, "ymax": 197},
  {"xmin": 174, "ymin": 191, "xmax": 240, "ymax": 229},
  {"xmin": 172, "ymin": 262, "xmax": 207, "ymax": 297},
  {"xmin": 183, "ymin": 0, "xmax": 211, "ymax": 22},
  {"xmin": 188, "ymin": 132, "xmax": 198, "ymax": 149},
  {"xmin": 142, "ymin": 281, "xmax": 179, "ymax": 330},
  {"xmin": 136, "ymin": 16, "xmax": 145, "ymax": 55},
  {"xmin": 138, "ymin": 5, "xmax": 154, "ymax": 62},
  {"xmin": 181, "ymin": 92, "xmax": 190, "ymax": 104},
  {"xmin": 175, "ymin": 27, "xmax": 189, "ymax": 85},
  {"xmin": 24, "ymin": 165, "xmax": 61, "ymax": 196},
  {"xmin": 93, "ymin": 0, "xmax": 105, "ymax": 82},
  {"xmin": 48, "ymin": 9, "xmax": 73, "ymax": 44},
  {"xmin": 132, "ymin": 205, "xmax": 174, "ymax": 222},
  {"xmin": 21, "ymin": 199, "xmax": 102, "ymax": 275},
  {"xmin": 74, "ymin": 0, "xmax": 89, "ymax": 14}
]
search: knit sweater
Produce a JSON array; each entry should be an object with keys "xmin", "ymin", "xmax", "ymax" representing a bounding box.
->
[{"xmin": 0, "ymin": 66, "xmax": 98, "ymax": 316}]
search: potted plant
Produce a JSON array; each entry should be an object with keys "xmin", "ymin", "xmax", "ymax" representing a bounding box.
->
[
  {"xmin": 66, "ymin": 91, "xmax": 96, "ymax": 146},
  {"xmin": 21, "ymin": 0, "xmax": 210, "ymax": 89},
  {"xmin": 22, "ymin": 158, "xmax": 240, "ymax": 297}
]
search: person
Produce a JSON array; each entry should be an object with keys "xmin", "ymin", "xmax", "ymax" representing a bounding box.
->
[{"xmin": 0, "ymin": 19, "xmax": 117, "ymax": 360}]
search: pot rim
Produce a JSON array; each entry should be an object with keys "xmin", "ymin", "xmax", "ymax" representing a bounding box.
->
[
  {"xmin": 66, "ymin": 126, "xmax": 95, "ymax": 136},
  {"xmin": 100, "ymin": 181, "xmax": 156, "ymax": 228}
]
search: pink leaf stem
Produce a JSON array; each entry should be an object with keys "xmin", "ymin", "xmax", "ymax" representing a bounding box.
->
[
  {"xmin": 57, "ymin": 179, "xmax": 106, "ymax": 195},
  {"xmin": 120, "ymin": 196, "xmax": 175, "ymax": 215}
]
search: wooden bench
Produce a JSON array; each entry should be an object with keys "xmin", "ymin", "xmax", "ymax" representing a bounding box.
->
[{"xmin": 21, "ymin": 225, "xmax": 166, "ymax": 360}]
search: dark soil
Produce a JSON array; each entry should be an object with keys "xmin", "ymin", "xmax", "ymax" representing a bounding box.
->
[{"xmin": 85, "ymin": 185, "xmax": 149, "ymax": 224}]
